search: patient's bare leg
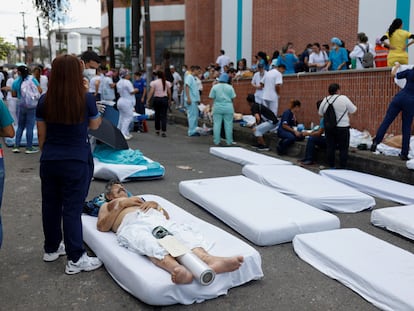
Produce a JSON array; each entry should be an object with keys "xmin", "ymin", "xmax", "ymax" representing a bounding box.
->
[
  {"xmin": 192, "ymin": 247, "xmax": 244, "ymax": 274},
  {"xmin": 149, "ymin": 255, "xmax": 193, "ymax": 284}
]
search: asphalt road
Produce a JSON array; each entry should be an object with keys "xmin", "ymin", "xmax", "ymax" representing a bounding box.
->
[{"xmin": 1, "ymin": 120, "xmax": 413, "ymax": 311}]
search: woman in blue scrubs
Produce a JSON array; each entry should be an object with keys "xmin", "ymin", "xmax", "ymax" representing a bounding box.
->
[
  {"xmin": 36, "ymin": 54, "xmax": 103, "ymax": 274},
  {"xmin": 371, "ymin": 63, "xmax": 414, "ymax": 160}
]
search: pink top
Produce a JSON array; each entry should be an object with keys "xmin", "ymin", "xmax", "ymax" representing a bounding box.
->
[{"xmin": 150, "ymin": 79, "xmax": 171, "ymax": 97}]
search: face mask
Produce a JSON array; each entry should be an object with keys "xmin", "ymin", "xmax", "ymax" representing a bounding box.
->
[
  {"xmin": 307, "ymin": 48, "xmax": 312, "ymax": 54},
  {"xmin": 83, "ymin": 68, "xmax": 96, "ymax": 80},
  {"xmin": 182, "ymin": 68, "xmax": 186, "ymax": 73}
]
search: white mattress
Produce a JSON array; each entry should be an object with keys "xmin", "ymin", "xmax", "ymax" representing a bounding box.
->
[
  {"xmin": 82, "ymin": 195, "xmax": 263, "ymax": 306},
  {"xmin": 293, "ymin": 228, "xmax": 414, "ymax": 311},
  {"xmin": 320, "ymin": 169, "xmax": 414, "ymax": 205},
  {"xmin": 209, "ymin": 147, "xmax": 292, "ymax": 165},
  {"xmin": 178, "ymin": 176, "xmax": 340, "ymax": 246},
  {"xmin": 371, "ymin": 205, "xmax": 414, "ymax": 240},
  {"xmin": 242, "ymin": 165, "xmax": 375, "ymax": 213}
]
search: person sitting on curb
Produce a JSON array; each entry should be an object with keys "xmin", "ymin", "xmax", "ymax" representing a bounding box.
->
[
  {"xmin": 299, "ymin": 100, "xmax": 326, "ymax": 165},
  {"xmin": 277, "ymin": 99, "xmax": 304, "ymax": 155},
  {"xmin": 246, "ymin": 94, "xmax": 279, "ymax": 151},
  {"xmin": 97, "ymin": 180, "xmax": 244, "ymax": 284}
]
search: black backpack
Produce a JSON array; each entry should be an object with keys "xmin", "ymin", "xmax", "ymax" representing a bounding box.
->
[
  {"xmin": 323, "ymin": 95, "xmax": 346, "ymax": 131},
  {"xmin": 358, "ymin": 44, "xmax": 374, "ymax": 68}
]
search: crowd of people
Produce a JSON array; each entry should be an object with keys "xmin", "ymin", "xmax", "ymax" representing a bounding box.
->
[{"xmin": 0, "ymin": 18, "xmax": 413, "ymax": 281}]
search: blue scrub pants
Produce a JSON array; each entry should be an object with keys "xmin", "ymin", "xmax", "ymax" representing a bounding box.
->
[
  {"xmin": 40, "ymin": 158, "xmax": 93, "ymax": 262},
  {"xmin": 0, "ymin": 152, "xmax": 4, "ymax": 248},
  {"xmin": 374, "ymin": 92, "xmax": 414, "ymax": 156},
  {"xmin": 15, "ymin": 106, "xmax": 36, "ymax": 148},
  {"xmin": 185, "ymin": 101, "xmax": 199, "ymax": 136},
  {"xmin": 213, "ymin": 110, "xmax": 233, "ymax": 145},
  {"xmin": 277, "ymin": 128, "xmax": 303, "ymax": 154}
]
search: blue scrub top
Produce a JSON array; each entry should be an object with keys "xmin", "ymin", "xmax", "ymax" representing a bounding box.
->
[
  {"xmin": 36, "ymin": 93, "xmax": 99, "ymax": 163},
  {"xmin": 0, "ymin": 99, "xmax": 14, "ymax": 149},
  {"xmin": 329, "ymin": 48, "xmax": 349, "ymax": 71}
]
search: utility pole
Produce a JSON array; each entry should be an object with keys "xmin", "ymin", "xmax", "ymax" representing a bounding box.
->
[
  {"xmin": 143, "ymin": 0, "xmax": 152, "ymax": 93},
  {"xmin": 19, "ymin": 11, "xmax": 27, "ymax": 63},
  {"xmin": 37, "ymin": 16, "xmax": 44, "ymax": 65},
  {"xmin": 131, "ymin": 0, "xmax": 142, "ymax": 74}
]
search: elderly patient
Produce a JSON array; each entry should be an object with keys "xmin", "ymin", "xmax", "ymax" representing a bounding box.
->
[{"xmin": 97, "ymin": 180, "xmax": 244, "ymax": 284}]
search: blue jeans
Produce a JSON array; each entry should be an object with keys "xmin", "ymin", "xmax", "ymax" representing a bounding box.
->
[
  {"xmin": 303, "ymin": 135, "xmax": 326, "ymax": 162},
  {"xmin": 0, "ymin": 153, "xmax": 4, "ymax": 248},
  {"xmin": 277, "ymin": 128, "xmax": 303, "ymax": 154},
  {"xmin": 15, "ymin": 106, "xmax": 36, "ymax": 148}
]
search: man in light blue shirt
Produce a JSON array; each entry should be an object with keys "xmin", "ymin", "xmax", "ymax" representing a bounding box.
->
[{"xmin": 184, "ymin": 66, "xmax": 201, "ymax": 136}]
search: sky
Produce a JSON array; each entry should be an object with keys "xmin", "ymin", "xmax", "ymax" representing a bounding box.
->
[{"xmin": 0, "ymin": 0, "xmax": 101, "ymax": 43}]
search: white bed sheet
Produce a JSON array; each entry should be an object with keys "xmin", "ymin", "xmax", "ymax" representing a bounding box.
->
[
  {"xmin": 320, "ymin": 169, "xmax": 414, "ymax": 205},
  {"xmin": 242, "ymin": 165, "xmax": 375, "ymax": 213},
  {"xmin": 293, "ymin": 228, "xmax": 414, "ymax": 311},
  {"xmin": 178, "ymin": 176, "xmax": 340, "ymax": 246},
  {"xmin": 371, "ymin": 205, "xmax": 414, "ymax": 240},
  {"xmin": 209, "ymin": 147, "xmax": 292, "ymax": 165},
  {"xmin": 82, "ymin": 194, "xmax": 263, "ymax": 306}
]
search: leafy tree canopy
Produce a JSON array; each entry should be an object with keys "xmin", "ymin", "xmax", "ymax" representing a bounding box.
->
[
  {"xmin": 0, "ymin": 37, "xmax": 15, "ymax": 60},
  {"xmin": 34, "ymin": 0, "xmax": 71, "ymax": 24}
]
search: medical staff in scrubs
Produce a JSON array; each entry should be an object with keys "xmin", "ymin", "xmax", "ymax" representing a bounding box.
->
[
  {"xmin": 36, "ymin": 54, "xmax": 103, "ymax": 274},
  {"xmin": 371, "ymin": 63, "xmax": 414, "ymax": 160},
  {"xmin": 184, "ymin": 66, "xmax": 202, "ymax": 136},
  {"xmin": 209, "ymin": 73, "xmax": 236, "ymax": 145}
]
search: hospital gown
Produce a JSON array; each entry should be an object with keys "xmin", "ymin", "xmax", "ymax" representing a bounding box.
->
[{"xmin": 117, "ymin": 208, "xmax": 209, "ymax": 260}]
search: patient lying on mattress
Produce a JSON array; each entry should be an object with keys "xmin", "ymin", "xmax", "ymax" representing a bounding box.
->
[{"xmin": 97, "ymin": 180, "xmax": 244, "ymax": 284}]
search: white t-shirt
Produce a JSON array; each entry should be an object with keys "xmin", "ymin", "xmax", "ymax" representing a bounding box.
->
[
  {"xmin": 89, "ymin": 75, "xmax": 101, "ymax": 93},
  {"xmin": 251, "ymin": 71, "xmax": 265, "ymax": 103},
  {"xmin": 117, "ymin": 78, "xmax": 135, "ymax": 101},
  {"xmin": 6, "ymin": 77, "xmax": 14, "ymax": 100},
  {"xmin": 39, "ymin": 75, "xmax": 48, "ymax": 94},
  {"xmin": 216, "ymin": 54, "xmax": 231, "ymax": 72},
  {"xmin": 349, "ymin": 43, "xmax": 376, "ymax": 69},
  {"xmin": 319, "ymin": 94, "xmax": 357, "ymax": 127},
  {"xmin": 261, "ymin": 69, "xmax": 282, "ymax": 102},
  {"xmin": 308, "ymin": 51, "xmax": 329, "ymax": 70},
  {"xmin": 172, "ymin": 71, "xmax": 181, "ymax": 90}
]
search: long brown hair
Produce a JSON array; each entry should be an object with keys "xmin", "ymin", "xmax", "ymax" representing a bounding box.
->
[
  {"xmin": 44, "ymin": 54, "xmax": 86, "ymax": 124},
  {"xmin": 157, "ymin": 70, "xmax": 166, "ymax": 91}
]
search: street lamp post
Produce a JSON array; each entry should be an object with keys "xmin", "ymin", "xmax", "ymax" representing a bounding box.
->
[{"xmin": 144, "ymin": 0, "xmax": 152, "ymax": 93}]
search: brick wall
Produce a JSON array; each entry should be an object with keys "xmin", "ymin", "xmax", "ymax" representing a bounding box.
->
[
  {"xmin": 252, "ymin": 0, "xmax": 359, "ymax": 61},
  {"xmin": 184, "ymin": 0, "xmax": 218, "ymax": 67},
  {"xmin": 201, "ymin": 68, "xmax": 406, "ymax": 136}
]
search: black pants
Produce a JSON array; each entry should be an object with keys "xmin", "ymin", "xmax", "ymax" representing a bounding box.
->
[
  {"xmin": 153, "ymin": 96, "xmax": 169, "ymax": 132},
  {"xmin": 325, "ymin": 126, "xmax": 350, "ymax": 168}
]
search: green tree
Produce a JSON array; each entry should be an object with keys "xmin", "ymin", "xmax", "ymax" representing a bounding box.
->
[
  {"xmin": 0, "ymin": 37, "xmax": 15, "ymax": 61},
  {"xmin": 116, "ymin": 45, "xmax": 132, "ymax": 69},
  {"xmin": 34, "ymin": 0, "xmax": 70, "ymax": 24}
]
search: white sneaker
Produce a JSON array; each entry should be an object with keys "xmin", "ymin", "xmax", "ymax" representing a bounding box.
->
[
  {"xmin": 65, "ymin": 253, "xmax": 103, "ymax": 275},
  {"xmin": 43, "ymin": 241, "xmax": 66, "ymax": 262}
]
